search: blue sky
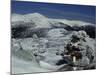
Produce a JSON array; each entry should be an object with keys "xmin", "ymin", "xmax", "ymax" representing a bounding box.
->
[{"xmin": 11, "ymin": 1, "xmax": 96, "ymax": 24}]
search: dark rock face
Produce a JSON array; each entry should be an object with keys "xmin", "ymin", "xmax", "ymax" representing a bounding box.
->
[
  {"xmin": 12, "ymin": 25, "xmax": 96, "ymax": 39},
  {"xmin": 12, "ymin": 26, "xmax": 33, "ymax": 38},
  {"xmin": 56, "ymin": 59, "xmax": 68, "ymax": 65},
  {"xmin": 12, "ymin": 26, "xmax": 49, "ymax": 38},
  {"xmin": 64, "ymin": 25, "xmax": 96, "ymax": 38},
  {"xmin": 82, "ymin": 25, "xmax": 96, "ymax": 38}
]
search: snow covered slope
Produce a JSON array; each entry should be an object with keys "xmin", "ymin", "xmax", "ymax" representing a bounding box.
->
[
  {"xmin": 11, "ymin": 13, "xmax": 95, "ymax": 38},
  {"xmin": 12, "ymin": 13, "xmax": 51, "ymax": 28},
  {"xmin": 11, "ymin": 13, "xmax": 94, "ymax": 28}
]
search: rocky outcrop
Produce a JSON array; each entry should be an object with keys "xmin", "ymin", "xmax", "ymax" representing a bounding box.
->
[{"xmin": 59, "ymin": 31, "xmax": 96, "ymax": 71}]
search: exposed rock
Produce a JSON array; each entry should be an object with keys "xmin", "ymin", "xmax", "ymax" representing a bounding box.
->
[{"xmin": 61, "ymin": 30, "xmax": 96, "ymax": 70}]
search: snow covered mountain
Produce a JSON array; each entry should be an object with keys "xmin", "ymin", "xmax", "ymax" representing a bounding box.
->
[
  {"xmin": 12, "ymin": 13, "xmax": 94, "ymax": 28},
  {"xmin": 11, "ymin": 12, "xmax": 96, "ymax": 74},
  {"xmin": 11, "ymin": 13, "xmax": 95, "ymax": 38},
  {"xmin": 12, "ymin": 13, "xmax": 51, "ymax": 28}
]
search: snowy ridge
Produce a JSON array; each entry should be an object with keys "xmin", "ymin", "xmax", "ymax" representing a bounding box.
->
[
  {"xmin": 12, "ymin": 13, "xmax": 95, "ymax": 29},
  {"xmin": 12, "ymin": 13, "xmax": 51, "ymax": 28},
  {"xmin": 49, "ymin": 18, "xmax": 94, "ymax": 27}
]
